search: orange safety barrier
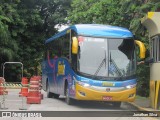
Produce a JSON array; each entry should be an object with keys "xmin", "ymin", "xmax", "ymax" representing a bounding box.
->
[
  {"xmin": 0, "ymin": 77, "xmax": 8, "ymax": 95},
  {"xmin": 36, "ymin": 76, "xmax": 43, "ymax": 100},
  {"xmin": 19, "ymin": 77, "xmax": 29, "ymax": 97},
  {"xmin": 30, "ymin": 76, "xmax": 43, "ymax": 100},
  {"xmin": 21, "ymin": 77, "xmax": 29, "ymax": 85},
  {"xmin": 27, "ymin": 91, "xmax": 41, "ymax": 104},
  {"xmin": 27, "ymin": 76, "xmax": 42, "ymax": 104},
  {"xmin": 37, "ymin": 76, "xmax": 43, "ymax": 100}
]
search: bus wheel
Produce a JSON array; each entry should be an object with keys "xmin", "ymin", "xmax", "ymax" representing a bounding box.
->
[
  {"xmin": 53, "ymin": 93, "xmax": 59, "ymax": 99},
  {"xmin": 47, "ymin": 81, "xmax": 52, "ymax": 98},
  {"xmin": 112, "ymin": 102, "xmax": 121, "ymax": 108},
  {"xmin": 65, "ymin": 85, "xmax": 73, "ymax": 105}
]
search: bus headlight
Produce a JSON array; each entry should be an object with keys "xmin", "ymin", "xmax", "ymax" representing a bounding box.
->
[
  {"xmin": 83, "ymin": 83, "xmax": 90, "ymax": 87},
  {"xmin": 126, "ymin": 84, "xmax": 136, "ymax": 89},
  {"xmin": 77, "ymin": 81, "xmax": 90, "ymax": 87}
]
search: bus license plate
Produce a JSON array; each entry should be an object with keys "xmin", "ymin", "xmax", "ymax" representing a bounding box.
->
[{"xmin": 102, "ymin": 96, "xmax": 112, "ymax": 101}]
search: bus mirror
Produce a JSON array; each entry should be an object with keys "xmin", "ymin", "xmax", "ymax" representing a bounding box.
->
[
  {"xmin": 72, "ymin": 37, "xmax": 78, "ymax": 54},
  {"xmin": 135, "ymin": 40, "xmax": 146, "ymax": 59}
]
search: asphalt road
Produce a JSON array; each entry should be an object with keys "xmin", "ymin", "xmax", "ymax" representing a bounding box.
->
[{"xmin": 0, "ymin": 89, "xmax": 158, "ymax": 120}]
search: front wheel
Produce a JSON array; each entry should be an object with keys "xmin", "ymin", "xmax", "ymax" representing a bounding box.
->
[
  {"xmin": 112, "ymin": 102, "xmax": 121, "ymax": 108},
  {"xmin": 53, "ymin": 93, "xmax": 60, "ymax": 99},
  {"xmin": 65, "ymin": 85, "xmax": 73, "ymax": 105}
]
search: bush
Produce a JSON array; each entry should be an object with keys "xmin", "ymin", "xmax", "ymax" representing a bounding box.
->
[{"xmin": 136, "ymin": 64, "xmax": 150, "ymax": 97}]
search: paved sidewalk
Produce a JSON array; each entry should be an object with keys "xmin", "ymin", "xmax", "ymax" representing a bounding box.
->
[{"xmin": 128, "ymin": 96, "xmax": 160, "ymax": 116}]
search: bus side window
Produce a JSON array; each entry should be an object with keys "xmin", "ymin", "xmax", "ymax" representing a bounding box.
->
[
  {"xmin": 71, "ymin": 53, "xmax": 77, "ymax": 71},
  {"xmin": 60, "ymin": 33, "xmax": 70, "ymax": 59}
]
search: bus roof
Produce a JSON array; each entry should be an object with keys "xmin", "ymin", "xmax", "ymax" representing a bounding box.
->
[{"xmin": 45, "ymin": 24, "xmax": 133, "ymax": 44}]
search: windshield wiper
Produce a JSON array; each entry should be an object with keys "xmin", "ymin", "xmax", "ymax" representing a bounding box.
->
[
  {"xmin": 93, "ymin": 50, "xmax": 106, "ymax": 79},
  {"xmin": 109, "ymin": 52, "xmax": 123, "ymax": 77}
]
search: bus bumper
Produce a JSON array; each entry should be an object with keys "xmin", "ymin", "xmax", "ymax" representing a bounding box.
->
[{"xmin": 75, "ymin": 84, "xmax": 136, "ymax": 102}]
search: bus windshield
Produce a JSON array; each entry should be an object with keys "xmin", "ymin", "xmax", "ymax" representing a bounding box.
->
[{"xmin": 77, "ymin": 36, "xmax": 136, "ymax": 79}]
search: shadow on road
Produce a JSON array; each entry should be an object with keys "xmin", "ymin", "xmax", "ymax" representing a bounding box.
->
[
  {"xmin": 43, "ymin": 97, "xmax": 138, "ymax": 117},
  {"xmin": 52, "ymin": 97, "xmax": 126, "ymax": 110}
]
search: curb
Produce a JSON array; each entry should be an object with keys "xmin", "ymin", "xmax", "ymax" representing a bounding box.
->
[{"xmin": 127, "ymin": 102, "xmax": 160, "ymax": 116}]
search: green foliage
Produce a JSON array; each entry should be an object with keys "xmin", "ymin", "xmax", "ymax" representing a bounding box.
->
[
  {"xmin": 136, "ymin": 64, "xmax": 150, "ymax": 97},
  {"xmin": 0, "ymin": 0, "xmax": 71, "ymax": 80},
  {"xmin": 68, "ymin": 0, "xmax": 121, "ymax": 25},
  {"xmin": 0, "ymin": 14, "xmax": 18, "ymax": 62}
]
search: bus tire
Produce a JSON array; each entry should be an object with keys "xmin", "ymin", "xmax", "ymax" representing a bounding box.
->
[
  {"xmin": 65, "ymin": 85, "xmax": 73, "ymax": 105},
  {"xmin": 47, "ymin": 81, "xmax": 52, "ymax": 98},
  {"xmin": 53, "ymin": 93, "xmax": 59, "ymax": 99},
  {"xmin": 112, "ymin": 102, "xmax": 121, "ymax": 108}
]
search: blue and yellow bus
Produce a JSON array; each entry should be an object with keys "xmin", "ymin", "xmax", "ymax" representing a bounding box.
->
[{"xmin": 42, "ymin": 24, "xmax": 146, "ymax": 107}]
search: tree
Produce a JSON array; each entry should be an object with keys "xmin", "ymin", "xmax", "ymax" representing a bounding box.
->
[
  {"xmin": 0, "ymin": 1, "xmax": 19, "ymax": 67},
  {"xmin": 0, "ymin": 0, "xmax": 71, "ymax": 80},
  {"xmin": 14, "ymin": 0, "xmax": 71, "ymax": 77}
]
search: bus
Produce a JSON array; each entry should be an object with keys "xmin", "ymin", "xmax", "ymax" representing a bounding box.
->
[{"xmin": 42, "ymin": 24, "xmax": 146, "ymax": 107}]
